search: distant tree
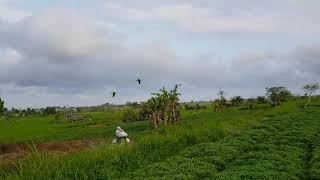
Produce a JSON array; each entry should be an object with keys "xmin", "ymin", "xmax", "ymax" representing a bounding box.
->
[
  {"xmin": 218, "ymin": 91, "xmax": 226, "ymax": 102},
  {"xmin": 245, "ymin": 98, "xmax": 256, "ymax": 110},
  {"xmin": 256, "ymin": 96, "xmax": 267, "ymax": 104},
  {"xmin": 125, "ymin": 102, "xmax": 141, "ymax": 108},
  {"xmin": 213, "ymin": 91, "xmax": 227, "ymax": 112},
  {"xmin": 231, "ymin": 96, "xmax": 244, "ymax": 106},
  {"xmin": 0, "ymin": 98, "xmax": 5, "ymax": 118},
  {"xmin": 303, "ymin": 83, "xmax": 320, "ymax": 109},
  {"xmin": 265, "ymin": 87, "xmax": 292, "ymax": 107},
  {"xmin": 43, "ymin": 107, "xmax": 56, "ymax": 115},
  {"xmin": 184, "ymin": 103, "xmax": 206, "ymax": 110}
]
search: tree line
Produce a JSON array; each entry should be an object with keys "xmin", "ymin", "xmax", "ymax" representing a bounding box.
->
[{"xmin": 1, "ymin": 83, "xmax": 319, "ymax": 129}]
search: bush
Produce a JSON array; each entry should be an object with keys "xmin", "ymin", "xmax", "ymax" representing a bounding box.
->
[
  {"xmin": 185, "ymin": 104, "xmax": 207, "ymax": 110},
  {"xmin": 53, "ymin": 112, "xmax": 66, "ymax": 123},
  {"xmin": 256, "ymin": 96, "xmax": 267, "ymax": 104},
  {"xmin": 123, "ymin": 108, "xmax": 140, "ymax": 123},
  {"xmin": 231, "ymin": 96, "xmax": 244, "ymax": 107}
]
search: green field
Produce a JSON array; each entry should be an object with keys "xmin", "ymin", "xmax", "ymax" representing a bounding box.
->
[{"xmin": 1, "ymin": 99, "xmax": 320, "ymax": 179}]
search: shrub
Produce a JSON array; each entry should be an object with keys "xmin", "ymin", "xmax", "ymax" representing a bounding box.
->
[
  {"xmin": 231, "ymin": 96, "xmax": 244, "ymax": 107},
  {"xmin": 53, "ymin": 112, "xmax": 66, "ymax": 123},
  {"xmin": 256, "ymin": 96, "xmax": 267, "ymax": 104},
  {"xmin": 185, "ymin": 104, "xmax": 207, "ymax": 110},
  {"xmin": 123, "ymin": 108, "xmax": 140, "ymax": 123}
]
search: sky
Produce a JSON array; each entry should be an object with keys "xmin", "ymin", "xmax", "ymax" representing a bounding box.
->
[{"xmin": 0, "ymin": 0, "xmax": 319, "ymax": 108}]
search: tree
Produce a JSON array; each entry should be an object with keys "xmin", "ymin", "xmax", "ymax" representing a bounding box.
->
[
  {"xmin": 43, "ymin": 107, "xmax": 56, "ymax": 115},
  {"xmin": 303, "ymin": 83, "xmax": 320, "ymax": 109},
  {"xmin": 213, "ymin": 91, "xmax": 227, "ymax": 112},
  {"xmin": 265, "ymin": 87, "xmax": 292, "ymax": 107},
  {"xmin": 231, "ymin": 96, "xmax": 244, "ymax": 106},
  {"xmin": 256, "ymin": 96, "xmax": 267, "ymax": 104},
  {"xmin": 218, "ymin": 91, "xmax": 226, "ymax": 102},
  {"xmin": 0, "ymin": 98, "xmax": 5, "ymax": 118},
  {"xmin": 142, "ymin": 84, "xmax": 181, "ymax": 129}
]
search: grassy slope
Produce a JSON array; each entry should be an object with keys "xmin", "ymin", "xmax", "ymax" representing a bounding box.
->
[{"xmin": 1, "ymin": 99, "xmax": 320, "ymax": 179}]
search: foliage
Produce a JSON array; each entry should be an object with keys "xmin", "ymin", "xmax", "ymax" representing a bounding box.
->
[
  {"xmin": 1, "ymin": 100, "xmax": 275, "ymax": 179},
  {"xmin": 43, "ymin": 107, "xmax": 56, "ymax": 115},
  {"xmin": 1, "ymin": 99, "xmax": 320, "ymax": 179},
  {"xmin": 245, "ymin": 98, "xmax": 256, "ymax": 109},
  {"xmin": 122, "ymin": 108, "xmax": 140, "ymax": 123},
  {"xmin": 54, "ymin": 112, "xmax": 66, "ymax": 123},
  {"xmin": 213, "ymin": 91, "xmax": 228, "ymax": 112},
  {"xmin": 231, "ymin": 96, "xmax": 244, "ymax": 106},
  {"xmin": 142, "ymin": 84, "xmax": 181, "ymax": 128},
  {"xmin": 310, "ymin": 141, "xmax": 320, "ymax": 179},
  {"xmin": 256, "ymin": 96, "xmax": 267, "ymax": 104},
  {"xmin": 133, "ymin": 108, "xmax": 320, "ymax": 179},
  {"xmin": 0, "ymin": 98, "xmax": 5, "ymax": 117},
  {"xmin": 125, "ymin": 102, "xmax": 141, "ymax": 109},
  {"xmin": 184, "ymin": 103, "xmax": 207, "ymax": 110},
  {"xmin": 265, "ymin": 87, "xmax": 292, "ymax": 107},
  {"xmin": 303, "ymin": 83, "xmax": 320, "ymax": 109}
]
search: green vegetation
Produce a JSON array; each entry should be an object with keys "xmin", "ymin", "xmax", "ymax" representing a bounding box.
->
[
  {"xmin": 0, "ymin": 111, "xmax": 126, "ymax": 144},
  {"xmin": 1, "ymin": 98, "xmax": 320, "ymax": 179},
  {"xmin": 265, "ymin": 86, "xmax": 292, "ymax": 107},
  {"xmin": 303, "ymin": 83, "xmax": 320, "ymax": 109},
  {"xmin": 141, "ymin": 85, "xmax": 181, "ymax": 128},
  {"xmin": 134, "ymin": 107, "xmax": 320, "ymax": 179},
  {"xmin": 310, "ymin": 142, "xmax": 320, "ymax": 179},
  {"xmin": 0, "ymin": 98, "xmax": 5, "ymax": 118}
]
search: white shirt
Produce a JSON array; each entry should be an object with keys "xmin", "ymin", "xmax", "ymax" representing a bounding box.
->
[{"xmin": 116, "ymin": 129, "xmax": 128, "ymax": 138}]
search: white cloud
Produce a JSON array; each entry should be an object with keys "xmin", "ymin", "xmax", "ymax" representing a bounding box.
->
[
  {"xmin": 0, "ymin": 3, "xmax": 30, "ymax": 23},
  {"xmin": 0, "ymin": 8, "xmax": 110, "ymax": 63},
  {"xmin": 102, "ymin": 1, "xmax": 320, "ymax": 35}
]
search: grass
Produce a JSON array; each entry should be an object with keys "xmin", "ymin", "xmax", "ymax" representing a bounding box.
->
[
  {"xmin": 1, "ymin": 98, "xmax": 320, "ymax": 179},
  {"xmin": 0, "ymin": 111, "xmax": 128, "ymax": 144}
]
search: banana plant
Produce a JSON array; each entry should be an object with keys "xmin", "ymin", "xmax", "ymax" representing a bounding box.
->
[{"xmin": 143, "ymin": 85, "xmax": 181, "ymax": 128}]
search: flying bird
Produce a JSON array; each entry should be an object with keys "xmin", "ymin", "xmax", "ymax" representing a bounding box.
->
[
  {"xmin": 136, "ymin": 78, "xmax": 142, "ymax": 85},
  {"xmin": 112, "ymin": 91, "xmax": 117, "ymax": 98}
]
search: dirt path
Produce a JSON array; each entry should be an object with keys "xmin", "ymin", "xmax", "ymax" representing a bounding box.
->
[{"xmin": 0, "ymin": 139, "xmax": 103, "ymax": 163}]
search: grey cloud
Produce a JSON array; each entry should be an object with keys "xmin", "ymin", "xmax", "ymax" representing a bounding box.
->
[{"xmin": 0, "ymin": 2, "xmax": 319, "ymax": 108}]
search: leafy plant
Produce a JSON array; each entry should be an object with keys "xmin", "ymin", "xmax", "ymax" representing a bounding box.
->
[
  {"xmin": 141, "ymin": 84, "xmax": 181, "ymax": 128},
  {"xmin": 123, "ymin": 108, "xmax": 140, "ymax": 123},
  {"xmin": 265, "ymin": 87, "xmax": 292, "ymax": 107}
]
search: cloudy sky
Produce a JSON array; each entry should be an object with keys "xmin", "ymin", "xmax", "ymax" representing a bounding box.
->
[{"xmin": 0, "ymin": 0, "xmax": 319, "ymax": 108}]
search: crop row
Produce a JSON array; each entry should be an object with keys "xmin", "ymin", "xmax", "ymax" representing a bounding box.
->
[{"xmin": 131, "ymin": 109, "xmax": 320, "ymax": 179}]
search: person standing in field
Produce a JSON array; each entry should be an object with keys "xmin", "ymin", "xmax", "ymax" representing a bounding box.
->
[{"xmin": 113, "ymin": 126, "xmax": 130, "ymax": 143}]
